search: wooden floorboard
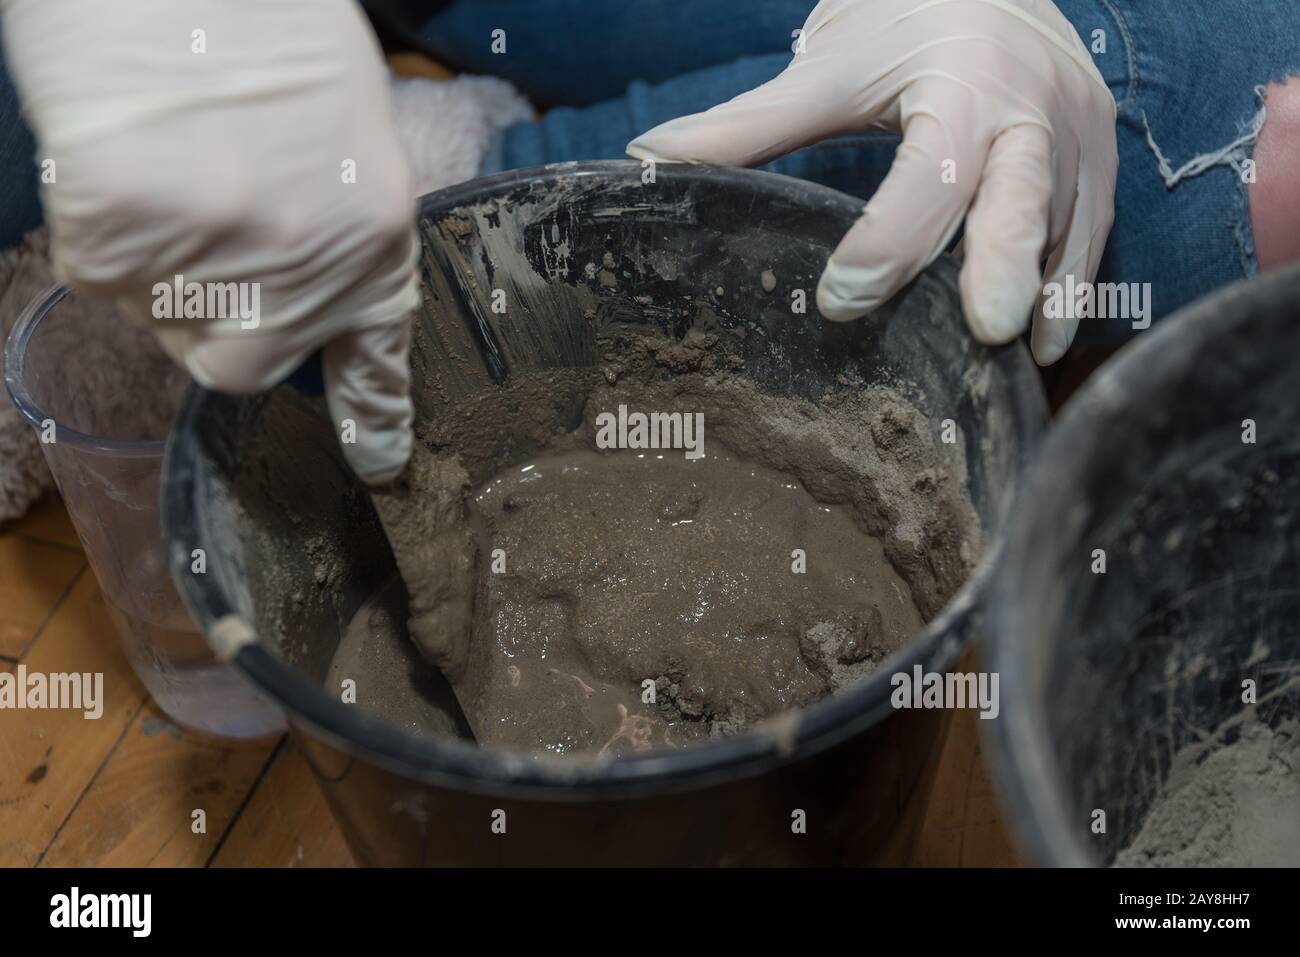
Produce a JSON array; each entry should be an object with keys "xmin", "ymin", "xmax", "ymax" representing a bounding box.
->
[
  {"xmin": 0, "ymin": 533, "xmax": 84, "ymax": 660},
  {"xmin": 0, "ymin": 570, "xmax": 149, "ymax": 866},
  {"xmin": 209, "ymin": 739, "xmax": 355, "ymax": 868},
  {"xmin": 39, "ymin": 701, "xmax": 278, "ymax": 867}
]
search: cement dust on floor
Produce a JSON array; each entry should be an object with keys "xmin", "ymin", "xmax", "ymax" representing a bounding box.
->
[{"xmin": 0, "ymin": 494, "xmax": 1019, "ymax": 867}]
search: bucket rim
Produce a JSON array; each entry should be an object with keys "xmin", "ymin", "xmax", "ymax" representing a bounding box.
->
[
  {"xmin": 164, "ymin": 160, "xmax": 1048, "ymax": 795},
  {"xmin": 4, "ymin": 283, "xmax": 170, "ymax": 459},
  {"xmin": 986, "ymin": 261, "xmax": 1300, "ymax": 866}
]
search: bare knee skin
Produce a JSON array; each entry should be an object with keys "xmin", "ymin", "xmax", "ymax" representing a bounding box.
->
[{"xmin": 1248, "ymin": 76, "xmax": 1300, "ymax": 270}]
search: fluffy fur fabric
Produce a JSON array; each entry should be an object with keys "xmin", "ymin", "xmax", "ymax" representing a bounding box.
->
[
  {"xmin": 390, "ymin": 74, "xmax": 535, "ymax": 194},
  {"xmin": 0, "ymin": 74, "xmax": 532, "ymax": 525},
  {"xmin": 0, "ymin": 228, "xmax": 58, "ymax": 523}
]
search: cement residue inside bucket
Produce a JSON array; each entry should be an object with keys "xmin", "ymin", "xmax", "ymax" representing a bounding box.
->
[
  {"xmin": 324, "ymin": 326, "xmax": 981, "ymax": 758},
  {"xmin": 1114, "ymin": 713, "xmax": 1300, "ymax": 867}
]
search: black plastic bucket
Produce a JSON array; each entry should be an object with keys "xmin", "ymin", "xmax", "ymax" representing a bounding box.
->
[
  {"xmin": 163, "ymin": 161, "xmax": 1047, "ymax": 865},
  {"xmin": 988, "ymin": 264, "xmax": 1300, "ymax": 867}
]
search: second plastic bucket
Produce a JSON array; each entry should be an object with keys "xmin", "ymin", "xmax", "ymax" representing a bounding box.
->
[{"xmin": 988, "ymin": 264, "xmax": 1300, "ymax": 866}]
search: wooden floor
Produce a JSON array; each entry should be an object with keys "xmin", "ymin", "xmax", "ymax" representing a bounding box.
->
[{"xmin": 1, "ymin": 495, "xmax": 1021, "ymax": 867}]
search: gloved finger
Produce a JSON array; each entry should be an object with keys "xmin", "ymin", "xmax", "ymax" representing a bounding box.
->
[
  {"xmin": 1043, "ymin": 125, "xmax": 1082, "ymax": 255},
  {"xmin": 958, "ymin": 124, "xmax": 1053, "ymax": 345},
  {"xmin": 626, "ymin": 60, "xmax": 857, "ymax": 168},
  {"xmin": 184, "ymin": 326, "xmax": 318, "ymax": 394},
  {"xmin": 1030, "ymin": 162, "xmax": 1115, "ymax": 365},
  {"xmin": 321, "ymin": 321, "xmax": 414, "ymax": 487},
  {"xmin": 817, "ymin": 88, "xmax": 985, "ymax": 322}
]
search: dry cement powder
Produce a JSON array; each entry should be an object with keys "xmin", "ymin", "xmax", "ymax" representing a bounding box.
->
[{"xmin": 1115, "ymin": 714, "xmax": 1300, "ymax": 867}]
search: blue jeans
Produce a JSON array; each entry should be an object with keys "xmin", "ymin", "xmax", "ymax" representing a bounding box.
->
[
  {"xmin": 0, "ymin": 19, "xmax": 43, "ymax": 249},
  {"xmin": 423, "ymin": 0, "xmax": 1300, "ymax": 340},
  {"xmin": 3, "ymin": 3, "xmax": 1296, "ymax": 340}
]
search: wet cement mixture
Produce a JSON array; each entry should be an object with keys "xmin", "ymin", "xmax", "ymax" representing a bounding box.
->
[
  {"xmin": 326, "ymin": 325, "xmax": 981, "ymax": 758},
  {"xmin": 1115, "ymin": 714, "xmax": 1300, "ymax": 867}
]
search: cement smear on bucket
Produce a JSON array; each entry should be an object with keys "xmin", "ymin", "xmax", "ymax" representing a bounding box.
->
[
  {"xmin": 1115, "ymin": 714, "xmax": 1300, "ymax": 867},
  {"xmin": 328, "ymin": 329, "xmax": 980, "ymax": 757}
]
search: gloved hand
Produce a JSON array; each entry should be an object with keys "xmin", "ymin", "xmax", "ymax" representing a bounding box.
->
[
  {"xmin": 627, "ymin": 0, "xmax": 1118, "ymax": 365},
  {"xmin": 1, "ymin": 0, "xmax": 419, "ymax": 483}
]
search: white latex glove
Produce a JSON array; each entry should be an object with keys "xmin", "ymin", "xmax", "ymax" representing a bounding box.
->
[
  {"xmin": 627, "ymin": 0, "xmax": 1118, "ymax": 365},
  {"xmin": 1, "ymin": 0, "xmax": 420, "ymax": 483}
]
